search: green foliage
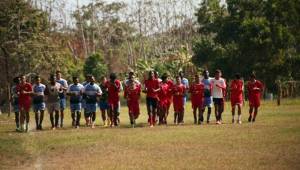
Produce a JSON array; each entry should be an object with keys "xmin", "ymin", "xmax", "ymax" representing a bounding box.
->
[
  {"xmin": 83, "ymin": 53, "xmax": 108, "ymax": 81},
  {"xmin": 193, "ymin": 0, "xmax": 300, "ymax": 91}
]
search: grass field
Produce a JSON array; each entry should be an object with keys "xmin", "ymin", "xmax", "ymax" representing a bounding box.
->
[{"xmin": 0, "ymin": 99, "xmax": 300, "ymax": 170}]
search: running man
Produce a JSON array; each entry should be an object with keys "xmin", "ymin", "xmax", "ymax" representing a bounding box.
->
[
  {"xmin": 32, "ymin": 76, "xmax": 46, "ymax": 130},
  {"xmin": 172, "ymin": 76, "xmax": 186, "ymax": 125},
  {"xmin": 189, "ymin": 74, "xmax": 205, "ymax": 124},
  {"xmin": 202, "ymin": 70, "xmax": 213, "ymax": 123},
  {"xmin": 55, "ymin": 70, "xmax": 68, "ymax": 128},
  {"xmin": 143, "ymin": 70, "xmax": 160, "ymax": 127},
  {"xmin": 247, "ymin": 73, "xmax": 264, "ymax": 122},
  {"xmin": 157, "ymin": 73, "xmax": 171, "ymax": 125},
  {"xmin": 179, "ymin": 71, "xmax": 189, "ymax": 123},
  {"xmin": 11, "ymin": 77, "xmax": 21, "ymax": 131},
  {"xmin": 99, "ymin": 76, "xmax": 110, "ymax": 126},
  {"xmin": 67, "ymin": 76, "xmax": 84, "ymax": 128},
  {"xmin": 211, "ymin": 69, "xmax": 226, "ymax": 124},
  {"xmin": 45, "ymin": 74, "xmax": 62, "ymax": 130},
  {"xmin": 124, "ymin": 75, "xmax": 141, "ymax": 128},
  {"xmin": 230, "ymin": 73, "xmax": 244, "ymax": 124},
  {"xmin": 84, "ymin": 75, "xmax": 102, "ymax": 128},
  {"xmin": 106, "ymin": 73, "xmax": 122, "ymax": 127},
  {"xmin": 16, "ymin": 75, "xmax": 32, "ymax": 132},
  {"xmin": 82, "ymin": 75, "xmax": 91, "ymax": 122}
]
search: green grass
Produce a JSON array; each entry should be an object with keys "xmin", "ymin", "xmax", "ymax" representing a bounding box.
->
[{"xmin": 0, "ymin": 99, "xmax": 300, "ymax": 170}]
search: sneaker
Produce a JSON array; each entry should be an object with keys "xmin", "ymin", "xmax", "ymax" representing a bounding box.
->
[
  {"xmin": 232, "ymin": 119, "xmax": 235, "ymax": 124},
  {"xmin": 248, "ymin": 116, "xmax": 252, "ymax": 122},
  {"xmin": 238, "ymin": 120, "xmax": 242, "ymax": 124},
  {"xmin": 252, "ymin": 118, "xmax": 255, "ymax": 122},
  {"xmin": 52, "ymin": 127, "xmax": 56, "ymax": 130},
  {"xmin": 150, "ymin": 125, "xmax": 154, "ymax": 128},
  {"xmin": 16, "ymin": 128, "xmax": 22, "ymax": 132},
  {"xmin": 194, "ymin": 119, "xmax": 197, "ymax": 124},
  {"xmin": 25, "ymin": 124, "xmax": 29, "ymax": 132},
  {"xmin": 207, "ymin": 120, "xmax": 210, "ymax": 124},
  {"xmin": 76, "ymin": 125, "xmax": 80, "ymax": 129}
]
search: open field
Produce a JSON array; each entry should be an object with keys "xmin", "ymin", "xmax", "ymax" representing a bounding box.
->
[{"xmin": 0, "ymin": 99, "xmax": 300, "ymax": 170}]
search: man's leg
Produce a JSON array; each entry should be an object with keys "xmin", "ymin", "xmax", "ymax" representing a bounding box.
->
[
  {"xmin": 71, "ymin": 110, "xmax": 76, "ymax": 127},
  {"xmin": 207, "ymin": 107, "xmax": 211, "ymax": 123},
  {"xmin": 39, "ymin": 110, "xmax": 44, "ymax": 129},
  {"xmin": 193, "ymin": 107, "xmax": 197, "ymax": 124},
  {"xmin": 15, "ymin": 111, "xmax": 20, "ymax": 130},
  {"xmin": 91, "ymin": 111, "xmax": 96, "ymax": 128},
  {"xmin": 25, "ymin": 111, "xmax": 30, "ymax": 132},
  {"xmin": 232, "ymin": 105, "xmax": 236, "ymax": 123},
  {"xmin": 252, "ymin": 107, "xmax": 258, "ymax": 122},
  {"xmin": 101, "ymin": 109, "xmax": 106, "ymax": 125},
  {"xmin": 60, "ymin": 109, "xmax": 64, "ymax": 128},
  {"xmin": 248, "ymin": 106, "xmax": 253, "ymax": 122},
  {"xmin": 35, "ymin": 111, "xmax": 39, "ymax": 130},
  {"xmin": 214, "ymin": 104, "xmax": 219, "ymax": 123},
  {"xmin": 50, "ymin": 111, "xmax": 55, "ymax": 129},
  {"xmin": 55, "ymin": 110, "xmax": 59, "ymax": 128},
  {"xmin": 198, "ymin": 107, "xmax": 204, "ymax": 124}
]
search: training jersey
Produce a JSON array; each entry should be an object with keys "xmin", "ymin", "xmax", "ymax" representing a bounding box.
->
[
  {"xmin": 56, "ymin": 78, "xmax": 68, "ymax": 99},
  {"xmin": 68, "ymin": 83, "xmax": 84, "ymax": 104},
  {"xmin": 202, "ymin": 78, "xmax": 212, "ymax": 98},
  {"xmin": 190, "ymin": 82, "xmax": 205, "ymax": 101},
  {"xmin": 106, "ymin": 80, "xmax": 122, "ymax": 104},
  {"xmin": 46, "ymin": 82, "xmax": 62, "ymax": 103},
  {"xmin": 211, "ymin": 78, "xmax": 226, "ymax": 98},
  {"xmin": 144, "ymin": 79, "xmax": 160, "ymax": 99},
  {"xmin": 16, "ymin": 82, "xmax": 32, "ymax": 103},
  {"xmin": 84, "ymin": 83, "xmax": 102, "ymax": 104},
  {"xmin": 33, "ymin": 83, "xmax": 46, "ymax": 104},
  {"xmin": 124, "ymin": 83, "xmax": 141, "ymax": 101},
  {"xmin": 230, "ymin": 80, "xmax": 244, "ymax": 102},
  {"xmin": 247, "ymin": 80, "xmax": 264, "ymax": 101},
  {"xmin": 158, "ymin": 82, "xmax": 170, "ymax": 102}
]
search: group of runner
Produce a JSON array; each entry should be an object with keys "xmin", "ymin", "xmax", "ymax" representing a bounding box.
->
[{"xmin": 11, "ymin": 69, "xmax": 264, "ymax": 132}]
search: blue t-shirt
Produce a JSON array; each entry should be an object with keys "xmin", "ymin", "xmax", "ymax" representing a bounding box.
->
[
  {"xmin": 56, "ymin": 78, "xmax": 68, "ymax": 99},
  {"xmin": 68, "ymin": 83, "xmax": 84, "ymax": 104},
  {"xmin": 33, "ymin": 83, "xmax": 46, "ymax": 104},
  {"xmin": 84, "ymin": 83, "xmax": 102, "ymax": 104},
  {"xmin": 181, "ymin": 77, "xmax": 189, "ymax": 97}
]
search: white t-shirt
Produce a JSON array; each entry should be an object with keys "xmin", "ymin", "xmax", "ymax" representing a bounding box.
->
[{"xmin": 211, "ymin": 78, "xmax": 226, "ymax": 98}]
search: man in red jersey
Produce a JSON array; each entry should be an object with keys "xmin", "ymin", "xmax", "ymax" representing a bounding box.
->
[
  {"xmin": 143, "ymin": 70, "xmax": 160, "ymax": 127},
  {"xmin": 165, "ymin": 73, "xmax": 174, "ymax": 119},
  {"xmin": 230, "ymin": 73, "xmax": 244, "ymax": 124},
  {"xmin": 189, "ymin": 74, "xmax": 205, "ymax": 124},
  {"xmin": 106, "ymin": 73, "xmax": 122, "ymax": 127},
  {"xmin": 172, "ymin": 76, "xmax": 185, "ymax": 125},
  {"xmin": 124, "ymin": 75, "xmax": 141, "ymax": 128},
  {"xmin": 157, "ymin": 73, "xmax": 171, "ymax": 125},
  {"xmin": 16, "ymin": 75, "xmax": 33, "ymax": 132},
  {"xmin": 247, "ymin": 73, "xmax": 264, "ymax": 122}
]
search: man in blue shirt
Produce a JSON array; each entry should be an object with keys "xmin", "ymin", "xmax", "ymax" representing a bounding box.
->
[
  {"xmin": 67, "ymin": 76, "xmax": 84, "ymax": 128},
  {"xmin": 179, "ymin": 71, "xmax": 189, "ymax": 124},
  {"xmin": 32, "ymin": 76, "xmax": 46, "ymax": 130},
  {"xmin": 56, "ymin": 70, "xmax": 68, "ymax": 128}
]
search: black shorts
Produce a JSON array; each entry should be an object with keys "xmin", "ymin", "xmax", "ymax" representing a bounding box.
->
[
  {"xmin": 146, "ymin": 97, "xmax": 158, "ymax": 109},
  {"xmin": 213, "ymin": 98, "xmax": 224, "ymax": 106}
]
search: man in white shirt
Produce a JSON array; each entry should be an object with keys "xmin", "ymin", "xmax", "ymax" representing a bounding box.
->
[{"xmin": 210, "ymin": 69, "xmax": 226, "ymax": 124}]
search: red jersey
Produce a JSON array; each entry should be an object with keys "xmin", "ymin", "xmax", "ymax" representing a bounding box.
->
[
  {"xmin": 189, "ymin": 82, "xmax": 204, "ymax": 109},
  {"xmin": 158, "ymin": 82, "xmax": 170, "ymax": 108},
  {"xmin": 144, "ymin": 79, "xmax": 160, "ymax": 99},
  {"xmin": 247, "ymin": 80, "xmax": 264, "ymax": 107},
  {"xmin": 172, "ymin": 84, "xmax": 185, "ymax": 112},
  {"xmin": 124, "ymin": 84, "xmax": 141, "ymax": 118},
  {"xmin": 106, "ymin": 80, "xmax": 121, "ymax": 105},
  {"xmin": 230, "ymin": 80, "xmax": 244, "ymax": 104},
  {"xmin": 16, "ymin": 82, "xmax": 32, "ymax": 103}
]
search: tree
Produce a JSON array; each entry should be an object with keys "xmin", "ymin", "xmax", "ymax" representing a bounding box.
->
[{"xmin": 83, "ymin": 53, "xmax": 108, "ymax": 81}]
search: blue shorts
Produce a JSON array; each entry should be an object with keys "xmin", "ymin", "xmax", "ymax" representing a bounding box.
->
[
  {"xmin": 59, "ymin": 98, "xmax": 66, "ymax": 110},
  {"xmin": 70, "ymin": 103, "xmax": 81, "ymax": 112},
  {"xmin": 85, "ymin": 103, "xmax": 97, "ymax": 113},
  {"xmin": 82, "ymin": 99, "xmax": 86, "ymax": 109},
  {"xmin": 99, "ymin": 101, "xmax": 109, "ymax": 110},
  {"xmin": 33, "ymin": 103, "xmax": 46, "ymax": 112},
  {"xmin": 203, "ymin": 97, "xmax": 213, "ymax": 107},
  {"xmin": 13, "ymin": 104, "xmax": 19, "ymax": 112}
]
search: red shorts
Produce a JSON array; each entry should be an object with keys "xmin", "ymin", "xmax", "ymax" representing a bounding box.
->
[
  {"xmin": 173, "ymin": 96, "xmax": 184, "ymax": 112},
  {"xmin": 249, "ymin": 99, "xmax": 260, "ymax": 107},
  {"xmin": 109, "ymin": 101, "xmax": 119, "ymax": 110},
  {"xmin": 159, "ymin": 99, "xmax": 169, "ymax": 110},
  {"xmin": 127, "ymin": 100, "xmax": 140, "ymax": 119},
  {"xmin": 231, "ymin": 99, "xmax": 243, "ymax": 106},
  {"xmin": 191, "ymin": 97, "xmax": 203, "ymax": 109},
  {"xmin": 19, "ymin": 100, "xmax": 31, "ymax": 112}
]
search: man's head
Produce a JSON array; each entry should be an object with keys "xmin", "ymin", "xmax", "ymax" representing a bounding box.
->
[
  {"xmin": 148, "ymin": 70, "xmax": 154, "ymax": 80},
  {"xmin": 215, "ymin": 69, "xmax": 222, "ymax": 79},
  {"xmin": 195, "ymin": 74, "xmax": 200, "ymax": 83},
  {"xmin": 235, "ymin": 73, "xmax": 241, "ymax": 80},
  {"xmin": 35, "ymin": 75, "xmax": 41, "ymax": 84},
  {"xmin": 179, "ymin": 71, "xmax": 184, "ymax": 78},
  {"xmin": 175, "ymin": 75, "xmax": 181, "ymax": 84},
  {"xmin": 89, "ymin": 75, "xmax": 95, "ymax": 84},
  {"xmin": 250, "ymin": 73, "xmax": 256, "ymax": 82},
  {"xmin": 49, "ymin": 74, "xmax": 56, "ymax": 84},
  {"xmin": 203, "ymin": 70, "xmax": 209, "ymax": 79},
  {"xmin": 128, "ymin": 71, "xmax": 135, "ymax": 79},
  {"xmin": 110, "ymin": 73, "xmax": 117, "ymax": 81},
  {"xmin": 161, "ymin": 73, "xmax": 168, "ymax": 82},
  {"xmin": 100, "ymin": 76, "xmax": 107, "ymax": 84},
  {"xmin": 56, "ymin": 70, "xmax": 62, "ymax": 79},
  {"xmin": 154, "ymin": 71, "xmax": 159, "ymax": 79},
  {"xmin": 20, "ymin": 75, "xmax": 26, "ymax": 84},
  {"xmin": 73, "ymin": 76, "xmax": 79, "ymax": 84}
]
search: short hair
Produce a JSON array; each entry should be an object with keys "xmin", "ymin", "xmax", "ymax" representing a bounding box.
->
[
  {"xmin": 35, "ymin": 75, "xmax": 40, "ymax": 80},
  {"xmin": 235, "ymin": 73, "xmax": 241, "ymax": 79},
  {"xmin": 250, "ymin": 73, "xmax": 256, "ymax": 79},
  {"xmin": 129, "ymin": 71, "xmax": 134, "ymax": 75},
  {"xmin": 161, "ymin": 73, "xmax": 168, "ymax": 81},
  {"xmin": 72, "ymin": 76, "xmax": 78, "ymax": 81},
  {"xmin": 110, "ymin": 73, "xmax": 117, "ymax": 80},
  {"xmin": 175, "ymin": 75, "xmax": 181, "ymax": 79},
  {"xmin": 100, "ymin": 76, "xmax": 106, "ymax": 80},
  {"xmin": 215, "ymin": 69, "xmax": 221, "ymax": 74},
  {"xmin": 49, "ymin": 74, "xmax": 55, "ymax": 80},
  {"xmin": 56, "ymin": 70, "xmax": 61, "ymax": 74}
]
